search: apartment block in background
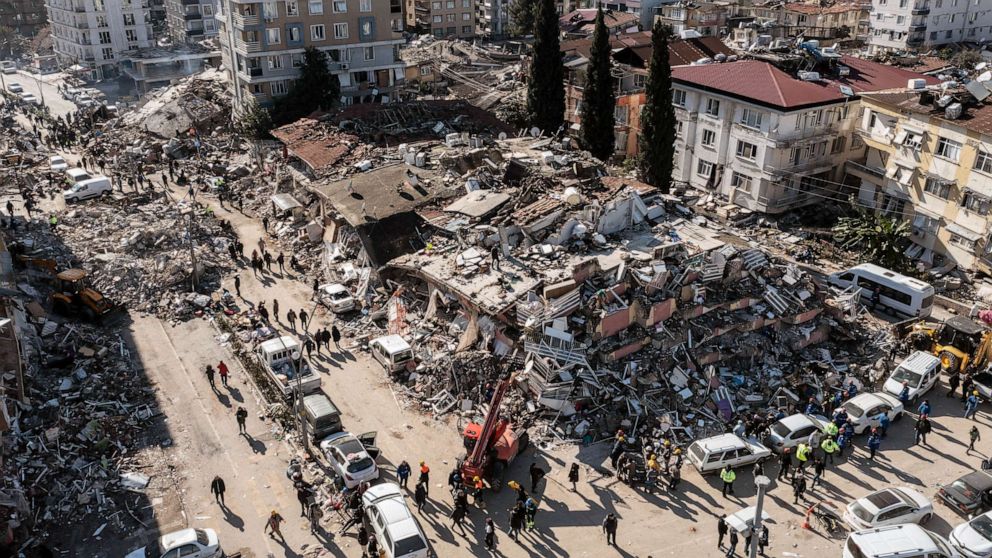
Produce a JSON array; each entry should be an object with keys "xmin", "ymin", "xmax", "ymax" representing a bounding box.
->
[
  {"xmin": 2, "ymin": 0, "xmax": 50, "ymax": 36},
  {"xmin": 47, "ymin": 0, "xmax": 154, "ymax": 80},
  {"xmin": 477, "ymin": 0, "xmax": 507, "ymax": 37},
  {"xmin": 165, "ymin": 0, "xmax": 219, "ymax": 42},
  {"xmin": 423, "ymin": 0, "xmax": 476, "ymax": 39},
  {"xmin": 656, "ymin": 0, "xmax": 727, "ymax": 37},
  {"xmin": 869, "ymin": 0, "xmax": 992, "ymax": 54},
  {"xmin": 218, "ymin": 0, "xmax": 406, "ymax": 107}
]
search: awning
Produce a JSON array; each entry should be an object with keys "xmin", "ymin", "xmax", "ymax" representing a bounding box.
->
[
  {"xmin": 894, "ymin": 130, "xmax": 907, "ymax": 145},
  {"xmin": 901, "ymin": 124, "xmax": 927, "ymax": 136},
  {"xmin": 946, "ymin": 222, "xmax": 983, "ymax": 242},
  {"xmin": 271, "ymin": 193, "xmax": 303, "ymax": 212}
]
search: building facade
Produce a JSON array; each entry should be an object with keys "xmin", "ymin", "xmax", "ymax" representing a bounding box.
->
[
  {"xmin": 423, "ymin": 0, "xmax": 475, "ymax": 39},
  {"xmin": 477, "ymin": 0, "xmax": 506, "ymax": 37},
  {"xmin": 0, "ymin": 0, "xmax": 49, "ymax": 37},
  {"xmin": 852, "ymin": 91, "xmax": 992, "ymax": 272},
  {"xmin": 217, "ymin": 0, "xmax": 406, "ymax": 107},
  {"xmin": 869, "ymin": 0, "xmax": 992, "ymax": 54},
  {"xmin": 47, "ymin": 0, "xmax": 154, "ymax": 80},
  {"xmin": 165, "ymin": 0, "xmax": 219, "ymax": 42},
  {"xmin": 656, "ymin": 1, "xmax": 727, "ymax": 37}
]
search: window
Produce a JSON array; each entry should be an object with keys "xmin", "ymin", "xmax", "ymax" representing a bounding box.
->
[
  {"xmin": 462, "ymin": 12, "xmax": 470, "ymax": 20},
  {"xmin": 292, "ymin": 53, "xmax": 303, "ymax": 67},
  {"xmin": 271, "ymin": 81, "xmax": 288, "ymax": 95},
  {"xmin": 731, "ymin": 172, "xmax": 753, "ymax": 192},
  {"xmin": 672, "ymin": 89, "xmax": 686, "ymax": 107},
  {"xmin": 268, "ymin": 55, "xmax": 283, "ymax": 69},
  {"xmin": 332, "ymin": 0, "xmax": 346, "ymax": 12},
  {"xmin": 420, "ymin": 65, "xmax": 431, "ymax": 76},
  {"xmin": 975, "ymin": 150, "xmax": 992, "ymax": 174},
  {"xmin": 462, "ymin": 25, "xmax": 471, "ymax": 33},
  {"xmin": 946, "ymin": 30, "xmax": 953, "ymax": 39},
  {"xmin": 359, "ymin": 17, "xmax": 374, "ymax": 38},
  {"xmin": 676, "ymin": 121, "xmax": 683, "ymax": 137},
  {"xmin": 98, "ymin": 31, "xmax": 111, "ymax": 44},
  {"xmin": 902, "ymin": 131, "xmax": 923, "ymax": 150},
  {"xmin": 286, "ymin": 0, "xmax": 298, "ymax": 15},
  {"xmin": 263, "ymin": 1, "xmax": 277, "ymax": 19},
  {"xmin": 310, "ymin": 24, "xmax": 325, "ymax": 40},
  {"xmin": 912, "ymin": 213, "xmax": 939, "ymax": 235},
  {"xmin": 697, "ymin": 159, "xmax": 714, "ymax": 177},
  {"xmin": 333, "ymin": 22, "xmax": 348, "ymax": 38},
  {"xmin": 102, "ymin": 46, "xmax": 114, "ymax": 60},
  {"xmin": 432, "ymin": 15, "xmax": 442, "ymax": 23},
  {"xmin": 924, "ymin": 176, "xmax": 952, "ymax": 199},
  {"xmin": 266, "ymin": 27, "xmax": 280, "ymax": 44},
  {"xmin": 360, "ymin": 0, "xmax": 371, "ymax": 11},
  {"xmin": 446, "ymin": 0, "xmax": 454, "ymax": 7},
  {"xmin": 364, "ymin": 46, "xmax": 374, "ymax": 60},
  {"xmin": 431, "ymin": 0, "xmax": 441, "ymax": 8},
  {"xmin": 897, "ymin": 15, "xmax": 905, "ymax": 24},
  {"xmin": 202, "ymin": 3, "xmax": 213, "ymax": 15},
  {"xmin": 446, "ymin": 13, "xmax": 455, "ymax": 21},
  {"xmin": 462, "ymin": 0, "xmax": 469, "ymax": 5},
  {"xmin": 950, "ymin": 233, "xmax": 976, "ymax": 250},
  {"xmin": 125, "ymin": 29, "xmax": 137, "ymax": 41},
  {"xmin": 736, "ymin": 140, "xmax": 757, "ymax": 160},
  {"xmin": 740, "ymin": 108, "xmax": 762, "ymax": 129},
  {"xmin": 831, "ymin": 136, "xmax": 846, "ymax": 154},
  {"xmin": 308, "ymin": 0, "xmax": 322, "ymax": 15},
  {"xmin": 935, "ymin": 137, "xmax": 961, "ymax": 161},
  {"xmin": 701, "ymin": 129, "xmax": 715, "ymax": 147},
  {"xmin": 122, "ymin": 13, "xmax": 135, "ymax": 25},
  {"xmin": 705, "ymin": 98, "xmax": 720, "ymax": 116},
  {"xmin": 288, "ymin": 25, "xmax": 301, "ymax": 42},
  {"xmin": 963, "ymin": 191, "xmax": 991, "ymax": 215}
]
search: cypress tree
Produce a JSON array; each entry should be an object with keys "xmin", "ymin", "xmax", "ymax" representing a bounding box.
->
[
  {"xmin": 526, "ymin": 0, "xmax": 565, "ymax": 135},
  {"xmin": 580, "ymin": 8, "xmax": 615, "ymax": 161},
  {"xmin": 508, "ymin": 0, "xmax": 537, "ymax": 36},
  {"xmin": 638, "ymin": 21, "xmax": 677, "ymax": 193}
]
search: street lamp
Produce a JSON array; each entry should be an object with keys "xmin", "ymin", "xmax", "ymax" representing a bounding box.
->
[{"xmin": 750, "ymin": 475, "xmax": 771, "ymax": 558}]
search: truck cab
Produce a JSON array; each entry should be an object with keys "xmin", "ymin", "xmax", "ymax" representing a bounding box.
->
[{"xmin": 255, "ymin": 336, "xmax": 321, "ymax": 397}]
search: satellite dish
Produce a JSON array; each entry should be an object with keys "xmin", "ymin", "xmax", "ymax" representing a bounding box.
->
[
  {"xmin": 978, "ymin": 71, "xmax": 992, "ymax": 82},
  {"xmin": 498, "ymin": 132, "xmax": 507, "ymax": 140},
  {"xmin": 839, "ymin": 85, "xmax": 855, "ymax": 97}
]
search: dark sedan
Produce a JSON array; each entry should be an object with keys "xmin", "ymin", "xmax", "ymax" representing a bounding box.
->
[{"xmin": 939, "ymin": 471, "xmax": 992, "ymax": 515}]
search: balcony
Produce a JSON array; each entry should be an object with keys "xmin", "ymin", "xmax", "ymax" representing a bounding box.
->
[
  {"xmin": 231, "ymin": 11, "xmax": 259, "ymax": 26},
  {"xmin": 184, "ymin": 12, "xmax": 202, "ymax": 19},
  {"xmin": 907, "ymin": 36, "xmax": 924, "ymax": 46},
  {"xmin": 234, "ymin": 36, "xmax": 261, "ymax": 51},
  {"xmin": 846, "ymin": 160, "xmax": 886, "ymax": 181},
  {"xmin": 911, "ymin": 7, "xmax": 929, "ymax": 15},
  {"xmin": 909, "ymin": 23, "xmax": 926, "ymax": 31},
  {"xmin": 73, "ymin": 3, "xmax": 86, "ymax": 11},
  {"xmin": 182, "ymin": 0, "xmax": 199, "ymax": 4},
  {"xmin": 188, "ymin": 28, "xmax": 204, "ymax": 35},
  {"xmin": 249, "ymin": 66, "xmax": 262, "ymax": 76}
]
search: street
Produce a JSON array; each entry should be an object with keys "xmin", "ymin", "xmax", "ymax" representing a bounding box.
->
[{"xmin": 0, "ymin": 69, "xmax": 76, "ymax": 117}]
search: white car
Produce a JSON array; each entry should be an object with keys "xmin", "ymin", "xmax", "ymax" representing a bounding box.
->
[
  {"xmin": 842, "ymin": 392, "xmax": 904, "ymax": 434},
  {"xmin": 845, "ymin": 524, "xmax": 956, "ymax": 558},
  {"xmin": 124, "ymin": 528, "xmax": 222, "ymax": 558},
  {"xmin": 1, "ymin": 65, "xmax": 15, "ymax": 75},
  {"xmin": 951, "ymin": 510, "xmax": 992, "ymax": 558},
  {"xmin": 320, "ymin": 431, "xmax": 379, "ymax": 489},
  {"xmin": 362, "ymin": 483, "xmax": 430, "ymax": 558},
  {"xmin": 319, "ymin": 283, "xmax": 356, "ymax": 313},
  {"xmin": 844, "ymin": 487, "xmax": 934, "ymax": 531},
  {"xmin": 686, "ymin": 433, "xmax": 771, "ymax": 474},
  {"xmin": 20, "ymin": 93, "xmax": 39, "ymax": 105},
  {"xmin": 49, "ymin": 155, "xmax": 68, "ymax": 172},
  {"xmin": 767, "ymin": 413, "xmax": 830, "ymax": 453},
  {"xmin": 7, "ymin": 82, "xmax": 21, "ymax": 93},
  {"xmin": 883, "ymin": 351, "xmax": 941, "ymax": 405}
]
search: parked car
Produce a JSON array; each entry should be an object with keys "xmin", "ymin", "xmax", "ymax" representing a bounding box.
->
[
  {"xmin": 843, "ymin": 486, "xmax": 933, "ymax": 530},
  {"xmin": 842, "ymin": 392, "xmax": 904, "ymax": 434},
  {"xmin": 950, "ymin": 510, "xmax": 992, "ymax": 558},
  {"xmin": 844, "ymin": 524, "xmax": 957, "ymax": 558},
  {"xmin": 939, "ymin": 470, "xmax": 992, "ymax": 516},
  {"xmin": 7, "ymin": 82, "xmax": 22, "ymax": 93},
  {"xmin": 124, "ymin": 528, "xmax": 222, "ymax": 558},
  {"xmin": 320, "ymin": 431, "xmax": 380, "ymax": 489},
  {"xmin": 63, "ymin": 176, "xmax": 112, "ymax": 202},
  {"xmin": 319, "ymin": 283, "xmax": 356, "ymax": 313},
  {"xmin": 0, "ymin": 61, "xmax": 16, "ymax": 75},
  {"xmin": 686, "ymin": 433, "xmax": 771, "ymax": 474},
  {"xmin": 49, "ymin": 155, "xmax": 68, "ymax": 172},
  {"xmin": 883, "ymin": 351, "xmax": 942, "ymax": 405},
  {"xmin": 362, "ymin": 483, "xmax": 430, "ymax": 558},
  {"xmin": 20, "ymin": 93, "xmax": 38, "ymax": 105},
  {"xmin": 766, "ymin": 413, "xmax": 830, "ymax": 453},
  {"xmin": 370, "ymin": 335, "xmax": 415, "ymax": 373}
]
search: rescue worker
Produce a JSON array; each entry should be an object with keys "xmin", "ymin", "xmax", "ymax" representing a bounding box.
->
[
  {"xmin": 720, "ymin": 465, "xmax": 736, "ymax": 497},
  {"xmin": 821, "ymin": 436, "xmax": 840, "ymax": 465}
]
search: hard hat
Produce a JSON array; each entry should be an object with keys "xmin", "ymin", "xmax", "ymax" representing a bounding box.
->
[
  {"xmin": 674, "ymin": 448, "xmax": 681, "ymax": 455},
  {"xmin": 650, "ymin": 454, "xmax": 657, "ymax": 460},
  {"xmin": 473, "ymin": 476, "xmax": 480, "ymax": 481},
  {"xmin": 975, "ymin": 390, "xmax": 980, "ymax": 395},
  {"xmin": 664, "ymin": 440, "xmax": 671, "ymax": 446},
  {"xmin": 420, "ymin": 461, "xmax": 425, "ymax": 465}
]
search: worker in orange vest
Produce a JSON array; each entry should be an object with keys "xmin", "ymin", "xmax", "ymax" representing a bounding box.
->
[
  {"xmin": 473, "ymin": 476, "xmax": 486, "ymax": 507},
  {"xmin": 419, "ymin": 461, "xmax": 430, "ymax": 495}
]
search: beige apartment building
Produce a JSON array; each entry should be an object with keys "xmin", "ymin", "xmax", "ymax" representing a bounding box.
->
[{"xmin": 218, "ymin": 0, "xmax": 406, "ymax": 107}]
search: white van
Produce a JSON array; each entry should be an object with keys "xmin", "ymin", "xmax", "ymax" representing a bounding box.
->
[
  {"xmin": 370, "ymin": 335, "xmax": 414, "ymax": 373},
  {"xmin": 844, "ymin": 524, "xmax": 957, "ymax": 558},
  {"xmin": 66, "ymin": 168, "xmax": 90, "ymax": 183},
  {"xmin": 882, "ymin": 351, "xmax": 941, "ymax": 405},
  {"xmin": 828, "ymin": 263, "xmax": 934, "ymax": 318},
  {"xmin": 64, "ymin": 176, "xmax": 111, "ymax": 202},
  {"xmin": 362, "ymin": 483, "xmax": 430, "ymax": 558},
  {"xmin": 686, "ymin": 433, "xmax": 771, "ymax": 474}
]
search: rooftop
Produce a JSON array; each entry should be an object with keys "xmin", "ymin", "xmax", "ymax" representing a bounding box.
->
[
  {"xmin": 863, "ymin": 90, "xmax": 992, "ymax": 137},
  {"xmin": 562, "ymin": 34, "xmax": 735, "ymax": 69},
  {"xmin": 313, "ymin": 162, "xmax": 451, "ymax": 227},
  {"xmin": 783, "ymin": 1, "xmax": 864, "ymax": 14},
  {"xmin": 671, "ymin": 56, "xmax": 938, "ymax": 110},
  {"xmin": 559, "ymin": 9, "xmax": 640, "ymax": 33},
  {"xmin": 271, "ymin": 119, "xmax": 360, "ymax": 174}
]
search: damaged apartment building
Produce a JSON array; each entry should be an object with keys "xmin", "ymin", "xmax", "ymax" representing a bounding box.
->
[{"xmin": 268, "ymin": 105, "xmax": 883, "ymax": 441}]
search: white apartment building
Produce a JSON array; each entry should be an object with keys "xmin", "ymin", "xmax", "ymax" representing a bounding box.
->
[
  {"xmin": 667, "ymin": 57, "xmax": 934, "ymax": 214},
  {"xmin": 868, "ymin": 0, "xmax": 992, "ymax": 54},
  {"xmin": 47, "ymin": 0, "xmax": 154, "ymax": 80},
  {"xmin": 478, "ymin": 0, "xmax": 506, "ymax": 37}
]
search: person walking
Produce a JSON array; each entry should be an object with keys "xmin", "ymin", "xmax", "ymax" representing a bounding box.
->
[
  {"xmin": 414, "ymin": 481, "xmax": 428, "ymax": 512},
  {"xmin": 758, "ymin": 525, "xmax": 769, "ymax": 556},
  {"xmin": 218, "ymin": 360, "xmax": 229, "ymax": 387},
  {"xmin": 603, "ymin": 513, "xmax": 618, "ymax": 546},
  {"xmin": 967, "ymin": 391, "xmax": 980, "ymax": 420},
  {"xmin": 810, "ymin": 457, "xmax": 826, "ymax": 488},
  {"xmin": 879, "ymin": 412, "xmax": 891, "ymax": 437},
  {"xmin": 357, "ymin": 524, "xmax": 370, "ymax": 551},
  {"xmin": 777, "ymin": 447, "xmax": 793, "ymax": 481},
  {"xmin": 320, "ymin": 328, "xmax": 331, "ymax": 352},
  {"xmin": 726, "ymin": 530, "xmax": 739, "ymax": 558},
  {"xmin": 820, "ymin": 436, "xmax": 839, "ymax": 465},
  {"xmin": 297, "ymin": 484, "xmax": 311, "ymax": 516},
  {"xmin": 257, "ymin": 303, "xmax": 269, "ymax": 323},
  {"xmin": 868, "ymin": 429, "xmax": 882, "ymax": 460},
  {"xmin": 718, "ymin": 515, "xmax": 728, "ymax": 548},
  {"xmin": 969, "ymin": 425, "xmax": 982, "ymax": 454},
  {"xmin": 272, "ymin": 299, "xmax": 280, "ymax": 322},
  {"xmin": 265, "ymin": 510, "xmax": 285, "ymax": 542},
  {"xmin": 949, "ymin": 372, "xmax": 962, "ymax": 398},
  {"xmin": 419, "ymin": 461, "xmax": 430, "ymax": 494},
  {"xmin": 509, "ymin": 501, "xmax": 525, "ymax": 541},
  {"xmin": 918, "ymin": 399, "xmax": 932, "ymax": 417},
  {"xmin": 524, "ymin": 496, "xmax": 538, "ymax": 530},
  {"xmin": 720, "ymin": 465, "xmax": 736, "ymax": 497},
  {"xmin": 308, "ymin": 501, "xmax": 324, "ymax": 535},
  {"xmin": 484, "ymin": 517, "xmax": 497, "ymax": 551},
  {"xmin": 451, "ymin": 502, "xmax": 467, "ymax": 534},
  {"xmin": 236, "ymin": 406, "xmax": 248, "ymax": 434},
  {"xmin": 262, "ymin": 215, "xmax": 270, "ymax": 232},
  {"xmin": 205, "ymin": 365, "xmax": 216, "ymax": 389},
  {"xmin": 963, "ymin": 374, "xmax": 976, "ymax": 403},
  {"xmin": 915, "ymin": 414, "xmax": 932, "ymax": 445},
  {"xmin": 568, "ymin": 463, "xmax": 580, "ymax": 491},
  {"xmin": 529, "ymin": 462, "xmax": 546, "ymax": 492},
  {"xmin": 286, "ymin": 309, "xmax": 297, "ymax": 330},
  {"xmin": 332, "ymin": 325, "xmax": 342, "ymax": 349},
  {"xmin": 304, "ymin": 336, "xmax": 315, "ymax": 360},
  {"xmin": 397, "ymin": 460, "xmax": 411, "ymax": 488},
  {"xmin": 300, "ymin": 309, "xmax": 309, "ymax": 331},
  {"xmin": 792, "ymin": 473, "xmax": 807, "ymax": 505},
  {"xmin": 210, "ymin": 475, "xmax": 226, "ymax": 505},
  {"xmin": 264, "ymin": 251, "xmax": 273, "ymax": 273},
  {"xmin": 277, "ymin": 252, "xmax": 285, "ymax": 273},
  {"xmin": 796, "ymin": 443, "xmax": 811, "ymax": 475},
  {"xmin": 669, "ymin": 462, "xmax": 682, "ymax": 490}
]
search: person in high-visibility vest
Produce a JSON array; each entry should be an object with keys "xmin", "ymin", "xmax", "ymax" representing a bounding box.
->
[
  {"xmin": 720, "ymin": 465, "xmax": 736, "ymax": 497},
  {"xmin": 821, "ymin": 436, "xmax": 840, "ymax": 465},
  {"xmin": 824, "ymin": 421, "xmax": 839, "ymax": 438},
  {"xmin": 795, "ymin": 443, "xmax": 811, "ymax": 475}
]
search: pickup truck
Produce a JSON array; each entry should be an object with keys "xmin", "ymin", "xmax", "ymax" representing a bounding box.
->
[{"xmin": 255, "ymin": 336, "xmax": 321, "ymax": 397}]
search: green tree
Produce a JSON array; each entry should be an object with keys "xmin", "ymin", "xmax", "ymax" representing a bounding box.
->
[
  {"xmin": 638, "ymin": 20, "xmax": 677, "ymax": 193},
  {"xmin": 526, "ymin": 0, "xmax": 565, "ymax": 134},
  {"xmin": 233, "ymin": 96, "xmax": 273, "ymax": 141},
  {"xmin": 508, "ymin": 0, "xmax": 537, "ymax": 36},
  {"xmin": 833, "ymin": 201, "xmax": 911, "ymax": 272},
  {"xmin": 952, "ymin": 49, "xmax": 983, "ymax": 69},
  {"xmin": 272, "ymin": 46, "xmax": 340, "ymax": 124},
  {"xmin": 580, "ymin": 8, "xmax": 616, "ymax": 161}
]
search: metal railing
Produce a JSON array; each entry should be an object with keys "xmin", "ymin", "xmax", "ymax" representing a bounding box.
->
[{"xmin": 846, "ymin": 160, "xmax": 886, "ymax": 179}]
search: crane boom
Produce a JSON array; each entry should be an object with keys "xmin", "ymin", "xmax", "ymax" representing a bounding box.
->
[{"xmin": 465, "ymin": 377, "xmax": 510, "ymax": 470}]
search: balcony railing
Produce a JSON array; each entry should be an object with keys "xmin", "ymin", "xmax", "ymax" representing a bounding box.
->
[
  {"xmin": 846, "ymin": 160, "xmax": 886, "ymax": 179},
  {"xmin": 234, "ymin": 36, "xmax": 261, "ymax": 51},
  {"xmin": 232, "ymin": 11, "xmax": 259, "ymax": 26},
  {"xmin": 184, "ymin": 12, "xmax": 201, "ymax": 19}
]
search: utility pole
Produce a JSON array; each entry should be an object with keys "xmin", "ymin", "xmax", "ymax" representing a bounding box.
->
[
  {"xmin": 186, "ymin": 208, "xmax": 198, "ymax": 291},
  {"xmin": 750, "ymin": 475, "xmax": 771, "ymax": 558}
]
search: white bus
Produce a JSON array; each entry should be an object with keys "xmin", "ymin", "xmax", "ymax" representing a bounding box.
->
[{"xmin": 828, "ymin": 263, "xmax": 934, "ymax": 318}]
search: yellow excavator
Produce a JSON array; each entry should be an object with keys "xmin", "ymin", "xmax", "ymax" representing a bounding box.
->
[
  {"xmin": 907, "ymin": 316, "xmax": 992, "ymax": 374},
  {"xmin": 50, "ymin": 269, "xmax": 114, "ymax": 320}
]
